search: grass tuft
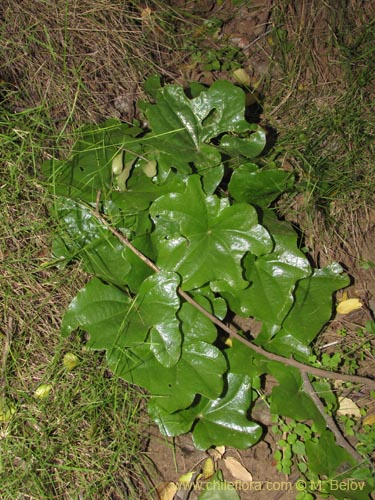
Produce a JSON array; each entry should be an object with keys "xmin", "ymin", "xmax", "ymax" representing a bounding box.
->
[
  {"xmin": 0, "ymin": 98, "xmax": 157, "ymax": 497},
  {"xmin": 0, "ymin": 0, "xmax": 191, "ymax": 127},
  {"xmin": 259, "ymin": 0, "xmax": 375, "ymax": 233},
  {"xmin": 0, "ymin": 1, "xmax": 197, "ymax": 494}
]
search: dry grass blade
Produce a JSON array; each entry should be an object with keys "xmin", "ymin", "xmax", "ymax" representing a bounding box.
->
[
  {"xmin": 0, "ymin": 0, "xmax": 189, "ymax": 126},
  {"xmin": 0, "ymin": 1, "xmax": 197, "ymax": 496}
]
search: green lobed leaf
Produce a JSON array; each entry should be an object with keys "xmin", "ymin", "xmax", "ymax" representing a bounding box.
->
[
  {"xmin": 224, "ymin": 340, "xmax": 326, "ymax": 430},
  {"xmin": 194, "ymin": 143, "xmax": 224, "ymax": 194},
  {"xmin": 52, "ymin": 197, "xmax": 132, "ymax": 285},
  {"xmin": 141, "ymin": 81, "xmax": 263, "ymax": 186},
  {"xmin": 117, "ymin": 302, "xmax": 227, "ymax": 413},
  {"xmin": 107, "ymin": 167, "xmax": 186, "ymax": 216},
  {"xmin": 150, "ymin": 175, "xmax": 272, "ymax": 291},
  {"xmin": 61, "ymin": 272, "xmax": 182, "ymax": 368},
  {"xmin": 304, "ymin": 430, "xmax": 375, "ymax": 500},
  {"xmin": 143, "ymin": 74, "xmax": 161, "ymax": 99},
  {"xmin": 61, "ymin": 277, "xmax": 133, "ymax": 339},
  {"xmin": 306, "ymin": 429, "xmax": 375, "ymax": 500},
  {"xmin": 190, "ymin": 81, "xmax": 254, "ymax": 139},
  {"xmin": 151, "ymin": 373, "xmax": 262, "ymax": 450},
  {"xmin": 225, "ymin": 339, "xmax": 269, "ymax": 381},
  {"xmin": 256, "ymin": 263, "xmax": 350, "ymax": 359},
  {"xmin": 228, "ymin": 162, "xmax": 292, "ymax": 206},
  {"xmin": 219, "ymin": 131, "xmax": 266, "ymax": 160},
  {"xmin": 188, "ymin": 371, "xmax": 263, "ymax": 450},
  {"xmin": 223, "ymin": 210, "xmax": 311, "ymax": 325},
  {"xmin": 190, "ymin": 286, "xmax": 227, "ymax": 320},
  {"xmin": 120, "ymin": 236, "xmax": 155, "ymax": 293},
  {"xmin": 52, "ymin": 195, "xmax": 157, "ymax": 292},
  {"xmin": 43, "ymin": 119, "xmax": 143, "ymax": 203},
  {"xmin": 268, "ymin": 364, "xmax": 326, "ymax": 432},
  {"xmin": 312, "ymin": 380, "xmax": 338, "ymax": 410},
  {"xmin": 305, "ymin": 431, "xmax": 353, "ymax": 476}
]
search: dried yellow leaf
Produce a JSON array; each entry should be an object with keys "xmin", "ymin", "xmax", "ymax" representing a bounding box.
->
[
  {"xmin": 209, "ymin": 446, "xmax": 225, "ymax": 461},
  {"xmin": 341, "ymin": 291, "xmax": 348, "ymax": 301},
  {"xmin": 34, "ymin": 384, "xmax": 53, "ymax": 400},
  {"xmin": 223, "ymin": 456, "xmax": 253, "ymax": 481},
  {"xmin": 0, "ymin": 397, "xmax": 16, "ymax": 422},
  {"xmin": 337, "ymin": 397, "xmax": 361, "ymax": 418},
  {"xmin": 63, "ymin": 352, "xmax": 79, "ymax": 371},
  {"xmin": 156, "ymin": 481, "xmax": 178, "ymax": 500},
  {"xmin": 141, "ymin": 7, "xmax": 153, "ymax": 20},
  {"xmin": 202, "ymin": 457, "xmax": 215, "ymax": 479},
  {"xmin": 232, "ymin": 68, "xmax": 250, "ymax": 86},
  {"xmin": 178, "ymin": 472, "xmax": 194, "ymax": 484},
  {"xmin": 336, "ymin": 298, "xmax": 362, "ymax": 315},
  {"xmin": 363, "ymin": 413, "xmax": 375, "ymax": 426},
  {"xmin": 224, "ymin": 337, "xmax": 232, "ymax": 347}
]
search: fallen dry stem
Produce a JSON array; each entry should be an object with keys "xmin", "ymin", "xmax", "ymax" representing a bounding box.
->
[{"xmin": 92, "ymin": 191, "xmax": 375, "ymax": 392}]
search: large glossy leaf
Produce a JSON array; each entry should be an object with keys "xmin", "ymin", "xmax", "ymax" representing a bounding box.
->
[
  {"xmin": 141, "ymin": 81, "xmax": 264, "ymax": 186},
  {"xmin": 268, "ymin": 364, "xmax": 326, "ymax": 432},
  {"xmin": 256, "ymin": 263, "xmax": 350, "ymax": 358},
  {"xmin": 151, "ymin": 373, "xmax": 262, "ymax": 450},
  {"xmin": 61, "ymin": 277, "xmax": 132, "ymax": 339},
  {"xmin": 306, "ymin": 432, "xmax": 373, "ymax": 499},
  {"xmin": 43, "ymin": 119, "xmax": 143, "ymax": 202},
  {"xmin": 225, "ymin": 340, "xmax": 326, "ymax": 430},
  {"xmin": 194, "ymin": 143, "xmax": 224, "ymax": 195},
  {"xmin": 190, "ymin": 286, "xmax": 227, "ymax": 320},
  {"xmin": 219, "ymin": 132, "xmax": 266, "ymax": 159},
  {"xmin": 193, "ymin": 373, "xmax": 262, "ymax": 449},
  {"xmin": 52, "ymin": 197, "xmax": 132, "ymax": 285},
  {"xmin": 306, "ymin": 430, "xmax": 354, "ymax": 477},
  {"xmin": 224, "ymin": 339, "xmax": 268, "ymax": 378},
  {"xmin": 150, "ymin": 175, "xmax": 272, "ymax": 291},
  {"xmin": 61, "ymin": 272, "xmax": 182, "ymax": 368},
  {"xmin": 107, "ymin": 168, "xmax": 185, "ymax": 216},
  {"xmin": 223, "ymin": 211, "xmax": 311, "ymax": 325},
  {"xmin": 120, "ymin": 236, "xmax": 155, "ymax": 293},
  {"xmin": 228, "ymin": 163, "xmax": 292, "ymax": 206},
  {"xmin": 115, "ymin": 302, "xmax": 227, "ymax": 413}
]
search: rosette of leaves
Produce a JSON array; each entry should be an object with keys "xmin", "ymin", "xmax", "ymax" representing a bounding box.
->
[{"xmin": 44, "ymin": 79, "xmax": 373, "ymax": 497}]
